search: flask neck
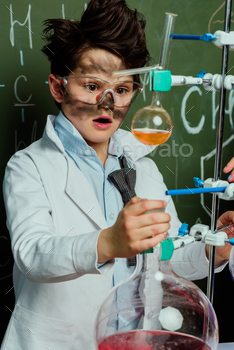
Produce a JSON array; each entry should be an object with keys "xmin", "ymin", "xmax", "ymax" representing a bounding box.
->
[
  {"xmin": 141, "ymin": 245, "xmax": 174, "ymax": 275},
  {"xmin": 159, "ymin": 258, "xmax": 175, "ymax": 275},
  {"xmin": 151, "ymin": 91, "xmax": 164, "ymax": 108}
]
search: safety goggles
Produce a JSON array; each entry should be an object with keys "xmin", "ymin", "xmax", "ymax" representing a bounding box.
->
[{"xmin": 56, "ymin": 75, "xmax": 143, "ymax": 107}]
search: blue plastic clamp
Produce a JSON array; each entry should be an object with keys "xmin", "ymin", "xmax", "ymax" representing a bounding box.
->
[
  {"xmin": 196, "ymin": 70, "xmax": 206, "ymax": 79},
  {"xmin": 195, "ymin": 71, "xmax": 206, "ymax": 86},
  {"xmin": 178, "ymin": 223, "xmax": 189, "ymax": 236},
  {"xmin": 171, "ymin": 34, "xmax": 216, "ymax": 42},
  {"xmin": 193, "ymin": 177, "xmax": 204, "ymax": 188},
  {"xmin": 202, "ymin": 33, "xmax": 217, "ymax": 42},
  {"xmin": 229, "ymin": 238, "xmax": 234, "ymax": 246}
]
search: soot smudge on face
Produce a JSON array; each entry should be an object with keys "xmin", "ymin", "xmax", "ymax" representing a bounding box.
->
[
  {"xmin": 78, "ymin": 57, "xmax": 126, "ymax": 79},
  {"xmin": 63, "ymin": 93, "xmax": 128, "ymax": 121}
]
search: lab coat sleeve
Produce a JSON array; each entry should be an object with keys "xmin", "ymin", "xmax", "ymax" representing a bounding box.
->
[{"xmin": 3, "ymin": 155, "xmax": 113, "ymax": 284}]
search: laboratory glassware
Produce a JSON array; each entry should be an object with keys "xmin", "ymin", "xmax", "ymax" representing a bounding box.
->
[{"xmin": 95, "ymin": 243, "xmax": 219, "ymax": 350}]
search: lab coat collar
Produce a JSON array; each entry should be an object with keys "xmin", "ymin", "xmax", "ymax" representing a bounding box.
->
[
  {"xmin": 65, "ymin": 160, "xmax": 108, "ymax": 229},
  {"xmin": 43, "ymin": 115, "xmax": 66, "ymax": 154},
  {"xmin": 43, "ymin": 115, "xmax": 108, "ymax": 229},
  {"xmin": 42, "ymin": 115, "xmax": 157, "ymax": 228}
]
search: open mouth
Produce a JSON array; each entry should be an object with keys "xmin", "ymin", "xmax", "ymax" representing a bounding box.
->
[
  {"xmin": 92, "ymin": 116, "xmax": 113, "ymax": 129},
  {"xmin": 93, "ymin": 116, "xmax": 112, "ymax": 124}
]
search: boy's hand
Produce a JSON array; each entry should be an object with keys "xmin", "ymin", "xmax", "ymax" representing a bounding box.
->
[
  {"xmin": 223, "ymin": 157, "xmax": 234, "ymax": 182},
  {"xmin": 97, "ymin": 197, "xmax": 170, "ymax": 263},
  {"xmin": 206, "ymin": 210, "xmax": 234, "ymax": 266}
]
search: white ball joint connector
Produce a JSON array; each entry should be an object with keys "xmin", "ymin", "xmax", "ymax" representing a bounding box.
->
[
  {"xmin": 202, "ymin": 73, "xmax": 234, "ymax": 91},
  {"xmin": 213, "ymin": 30, "xmax": 234, "ymax": 49},
  {"xmin": 203, "ymin": 178, "xmax": 234, "ymax": 201}
]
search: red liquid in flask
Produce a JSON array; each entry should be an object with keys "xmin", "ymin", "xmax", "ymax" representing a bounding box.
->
[{"xmin": 98, "ymin": 330, "xmax": 211, "ymax": 350}]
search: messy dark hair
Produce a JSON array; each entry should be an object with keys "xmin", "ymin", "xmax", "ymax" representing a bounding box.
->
[{"xmin": 41, "ymin": 0, "xmax": 151, "ymax": 109}]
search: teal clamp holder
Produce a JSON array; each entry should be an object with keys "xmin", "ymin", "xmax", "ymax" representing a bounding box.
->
[
  {"xmin": 161, "ymin": 238, "xmax": 174, "ymax": 261},
  {"xmin": 141, "ymin": 248, "xmax": 154, "ymax": 254},
  {"xmin": 149, "ymin": 70, "xmax": 172, "ymax": 92}
]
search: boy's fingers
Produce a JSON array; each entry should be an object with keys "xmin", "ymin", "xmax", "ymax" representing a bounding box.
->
[
  {"xmin": 223, "ymin": 157, "xmax": 234, "ymax": 173},
  {"xmin": 133, "ymin": 212, "xmax": 171, "ymax": 229},
  {"xmin": 124, "ymin": 199, "xmax": 167, "ymax": 216},
  {"xmin": 137, "ymin": 231, "xmax": 168, "ymax": 253},
  {"xmin": 135, "ymin": 222, "xmax": 171, "ymax": 240},
  {"xmin": 124, "ymin": 196, "xmax": 143, "ymax": 207}
]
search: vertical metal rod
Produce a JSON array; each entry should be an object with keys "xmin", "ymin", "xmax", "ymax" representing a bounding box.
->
[{"xmin": 206, "ymin": 0, "xmax": 232, "ymax": 303}]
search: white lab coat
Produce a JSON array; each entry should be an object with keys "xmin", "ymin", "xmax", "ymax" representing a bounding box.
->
[{"xmin": 1, "ymin": 115, "xmax": 210, "ymax": 350}]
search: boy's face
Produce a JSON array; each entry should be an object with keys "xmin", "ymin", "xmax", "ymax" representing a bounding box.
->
[{"xmin": 51, "ymin": 49, "xmax": 133, "ymax": 151}]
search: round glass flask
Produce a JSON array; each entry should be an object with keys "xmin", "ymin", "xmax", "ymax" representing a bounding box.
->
[
  {"xmin": 94, "ymin": 242, "xmax": 219, "ymax": 350},
  {"xmin": 131, "ymin": 11, "xmax": 176, "ymax": 146},
  {"xmin": 131, "ymin": 90, "xmax": 173, "ymax": 146}
]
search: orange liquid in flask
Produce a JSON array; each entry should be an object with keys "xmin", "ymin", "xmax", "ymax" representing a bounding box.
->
[{"xmin": 132, "ymin": 129, "xmax": 171, "ymax": 146}]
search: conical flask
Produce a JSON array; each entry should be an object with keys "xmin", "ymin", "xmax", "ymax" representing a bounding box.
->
[
  {"xmin": 94, "ymin": 243, "xmax": 219, "ymax": 350},
  {"xmin": 131, "ymin": 90, "xmax": 173, "ymax": 146}
]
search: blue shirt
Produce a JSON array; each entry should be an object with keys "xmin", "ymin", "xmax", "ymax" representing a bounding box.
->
[{"xmin": 54, "ymin": 111, "xmax": 136, "ymax": 287}]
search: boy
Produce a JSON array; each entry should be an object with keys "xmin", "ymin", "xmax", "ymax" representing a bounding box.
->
[{"xmin": 2, "ymin": 1, "xmax": 234, "ymax": 349}]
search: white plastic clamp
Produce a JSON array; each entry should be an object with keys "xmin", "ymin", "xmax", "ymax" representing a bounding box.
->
[
  {"xmin": 213, "ymin": 30, "xmax": 234, "ymax": 49},
  {"xmin": 189, "ymin": 224, "xmax": 228, "ymax": 246},
  {"xmin": 203, "ymin": 73, "xmax": 222, "ymax": 91},
  {"xmin": 203, "ymin": 73, "xmax": 214, "ymax": 91},
  {"xmin": 219, "ymin": 183, "xmax": 234, "ymax": 201},
  {"xmin": 171, "ymin": 75, "xmax": 203, "ymax": 86},
  {"xmin": 202, "ymin": 74, "xmax": 234, "ymax": 91},
  {"xmin": 189, "ymin": 224, "xmax": 210, "ymax": 243},
  {"xmin": 203, "ymin": 178, "xmax": 234, "ymax": 200},
  {"xmin": 203, "ymin": 178, "xmax": 228, "ymax": 189},
  {"xmin": 204, "ymin": 231, "xmax": 228, "ymax": 247},
  {"xmin": 224, "ymin": 75, "xmax": 234, "ymax": 90},
  {"xmin": 172, "ymin": 236, "xmax": 195, "ymax": 250}
]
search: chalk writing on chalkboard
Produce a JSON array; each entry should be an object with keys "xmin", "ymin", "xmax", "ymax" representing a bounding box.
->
[
  {"xmin": 181, "ymin": 88, "xmax": 234, "ymax": 134},
  {"xmin": 9, "ymin": 4, "xmax": 33, "ymax": 49},
  {"xmin": 14, "ymin": 75, "xmax": 33, "ymax": 104}
]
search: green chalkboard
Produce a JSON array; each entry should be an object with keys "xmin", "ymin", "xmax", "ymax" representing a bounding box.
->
[{"xmin": 0, "ymin": 0, "xmax": 233, "ymax": 342}]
